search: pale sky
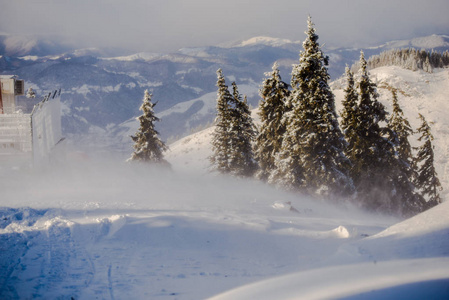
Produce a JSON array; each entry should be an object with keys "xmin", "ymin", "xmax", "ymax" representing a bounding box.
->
[{"xmin": 1, "ymin": 0, "xmax": 448, "ymax": 53}]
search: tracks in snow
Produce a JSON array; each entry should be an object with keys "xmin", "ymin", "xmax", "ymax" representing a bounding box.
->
[{"xmin": 0, "ymin": 208, "xmax": 95, "ymax": 299}]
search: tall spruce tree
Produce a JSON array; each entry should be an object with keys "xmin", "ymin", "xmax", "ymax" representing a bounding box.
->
[
  {"xmin": 128, "ymin": 90, "xmax": 169, "ymax": 164},
  {"xmin": 210, "ymin": 69, "xmax": 234, "ymax": 173},
  {"xmin": 228, "ymin": 83, "xmax": 257, "ymax": 177},
  {"xmin": 255, "ymin": 63, "xmax": 290, "ymax": 181},
  {"xmin": 271, "ymin": 16, "xmax": 352, "ymax": 198},
  {"xmin": 340, "ymin": 66, "xmax": 359, "ymax": 162},
  {"xmin": 351, "ymin": 51, "xmax": 397, "ymax": 211},
  {"xmin": 414, "ymin": 113, "xmax": 442, "ymax": 209},
  {"xmin": 388, "ymin": 90, "xmax": 425, "ymax": 215}
]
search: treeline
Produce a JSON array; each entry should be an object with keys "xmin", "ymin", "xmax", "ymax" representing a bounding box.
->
[
  {"xmin": 209, "ymin": 17, "xmax": 442, "ymax": 217},
  {"xmin": 353, "ymin": 48, "xmax": 449, "ymax": 73}
]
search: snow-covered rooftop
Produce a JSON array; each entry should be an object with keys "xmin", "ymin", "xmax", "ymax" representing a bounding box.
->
[{"xmin": 0, "ymin": 75, "xmax": 17, "ymax": 79}]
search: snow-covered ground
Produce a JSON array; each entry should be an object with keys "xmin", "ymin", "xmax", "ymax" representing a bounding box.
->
[
  {"xmin": 1, "ymin": 161, "xmax": 448, "ymax": 299},
  {"xmin": 0, "ymin": 161, "xmax": 399, "ymax": 299},
  {"xmin": 1, "ymin": 67, "xmax": 449, "ymax": 299}
]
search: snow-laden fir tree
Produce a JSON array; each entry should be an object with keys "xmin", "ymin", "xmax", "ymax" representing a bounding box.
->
[
  {"xmin": 254, "ymin": 63, "xmax": 290, "ymax": 181},
  {"xmin": 210, "ymin": 69, "xmax": 234, "ymax": 174},
  {"xmin": 228, "ymin": 83, "xmax": 258, "ymax": 177},
  {"xmin": 271, "ymin": 16, "xmax": 353, "ymax": 198},
  {"xmin": 350, "ymin": 51, "xmax": 397, "ymax": 211},
  {"xmin": 387, "ymin": 90, "xmax": 425, "ymax": 215},
  {"xmin": 414, "ymin": 113, "xmax": 442, "ymax": 209},
  {"xmin": 128, "ymin": 90, "xmax": 169, "ymax": 164},
  {"xmin": 340, "ymin": 66, "xmax": 359, "ymax": 162}
]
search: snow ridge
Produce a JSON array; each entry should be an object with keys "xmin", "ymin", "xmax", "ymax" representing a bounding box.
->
[
  {"xmin": 219, "ymin": 36, "xmax": 300, "ymax": 48},
  {"xmin": 370, "ymin": 34, "xmax": 449, "ymax": 50}
]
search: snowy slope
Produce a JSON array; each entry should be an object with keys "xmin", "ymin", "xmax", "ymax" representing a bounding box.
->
[
  {"xmin": 211, "ymin": 258, "xmax": 449, "ymax": 300},
  {"xmin": 212, "ymin": 200, "xmax": 449, "ymax": 299},
  {"xmin": 167, "ymin": 126, "xmax": 215, "ymax": 173}
]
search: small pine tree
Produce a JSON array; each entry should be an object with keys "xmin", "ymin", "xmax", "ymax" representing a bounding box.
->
[
  {"xmin": 388, "ymin": 90, "xmax": 425, "ymax": 215},
  {"xmin": 414, "ymin": 114, "xmax": 442, "ymax": 209},
  {"xmin": 210, "ymin": 69, "xmax": 234, "ymax": 174},
  {"xmin": 228, "ymin": 83, "xmax": 257, "ymax": 177},
  {"xmin": 254, "ymin": 63, "xmax": 290, "ymax": 181},
  {"xmin": 128, "ymin": 90, "xmax": 169, "ymax": 164}
]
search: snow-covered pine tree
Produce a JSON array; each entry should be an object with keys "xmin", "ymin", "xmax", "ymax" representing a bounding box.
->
[
  {"xmin": 423, "ymin": 56, "xmax": 433, "ymax": 73},
  {"xmin": 388, "ymin": 90, "xmax": 425, "ymax": 215},
  {"xmin": 254, "ymin": 63, "xmax": 290, "ymax": 181},
  {"xmin": 340, "ymin": 66, "xmax": 359, "ymax": 163},
  {"xmin": 210, "ymin": 69, "xmax": 234, "ymax": 174},
  {"xmin": 228, "ymin": 83, "xmax": 257, "ymax": 177},
  {"xmin": 271, "ymin": 16, "xmax": 353, "ymax": 198},
  {"xmin": 128, "ymin": 90, "xmax": 169, "ymax": 164},
  {"xmin": 351, "ymin": 51, "xmax": 397, "ymax": 211},
  {"xmin": 414, "ymin": 113, "xmax": 442, "ymax": 209}
]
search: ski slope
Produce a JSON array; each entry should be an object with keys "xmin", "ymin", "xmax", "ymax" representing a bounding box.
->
[{"xmin": 1, "ymin": 67, "xmax": 449, "ymax": 299}]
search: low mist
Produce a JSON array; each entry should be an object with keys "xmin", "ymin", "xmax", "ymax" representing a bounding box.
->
[{"xmin": 0, "ymin": 156, "xmax": 383, "ymax": 225}]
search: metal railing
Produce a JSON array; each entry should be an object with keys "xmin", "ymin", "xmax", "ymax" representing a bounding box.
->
[
  {"xmin": 0, "ymin": 113, "xmax": 32, "ymax": 154},
  {"xmin": 0, "ymin": 89, "xmax": 63, "ymax": 166}
]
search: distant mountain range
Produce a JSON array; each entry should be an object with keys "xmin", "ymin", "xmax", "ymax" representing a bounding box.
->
[{"xmin": 1, "ymin": 33, "xmax": 448, "ymax": 154}]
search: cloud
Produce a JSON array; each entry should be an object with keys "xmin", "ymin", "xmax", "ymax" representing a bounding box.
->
[{"xmin": 1, "ymin": 0, "xmax": 448, "ymax": 53}]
